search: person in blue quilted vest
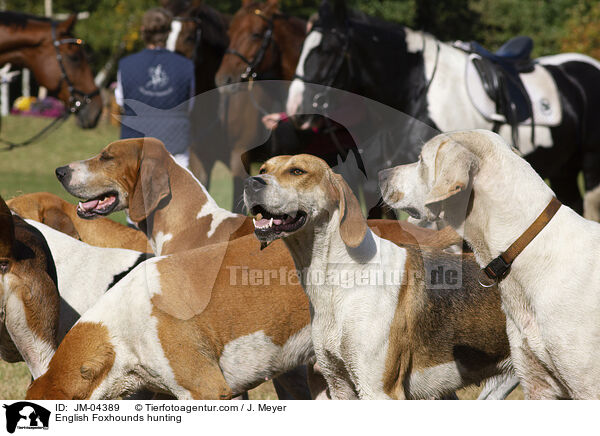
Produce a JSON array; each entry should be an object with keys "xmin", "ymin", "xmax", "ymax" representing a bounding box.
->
[{"xmin": 115, "ymin": 7, "xmax": 195, "ymax": 168}]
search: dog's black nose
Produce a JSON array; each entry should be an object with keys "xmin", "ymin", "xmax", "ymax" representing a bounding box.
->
[
  {"xmin": 244, "ymin": 176, "xmax": 267, "ymax": 192},
  {"xmin": 55, "ymin": 165, "xmax": 71, "ymax": 182}
]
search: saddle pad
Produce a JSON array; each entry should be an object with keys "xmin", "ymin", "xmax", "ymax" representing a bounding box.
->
[{"xmin": 466, "ymin": 54, "xmax": 562, "ymax": 127}]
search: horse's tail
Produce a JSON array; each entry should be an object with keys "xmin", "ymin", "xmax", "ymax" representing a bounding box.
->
[
  {"xmin": 0, "ymin": 195, "xmax": 15, "ymax": 270},
  {"xmin": 538, "ymin": 53, "xmax": 600, "ymax": 149}
]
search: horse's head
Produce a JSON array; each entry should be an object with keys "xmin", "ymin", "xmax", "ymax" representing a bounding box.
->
[
  {"xmin": 174, "ymin": 18, "xmax": 198, "ymax": 59},
  {"xmin": 215, "ymin": 0, "xmax": 282, "ymax": 89},
  {"xmin": 49, "ymin": 15, "xmax": 102, "ymax": 129},
  {"xmin": 286, "ymin": 0, "xmax": 355, "ymax": 129},
  {"xmin": 173, "ymin": 4, "xmax": 230, "ymax": 94}
]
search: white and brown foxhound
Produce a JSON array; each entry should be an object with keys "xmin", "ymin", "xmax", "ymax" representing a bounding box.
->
[{"xmin": 243, "ymin": 154, "xmax": 512, "ymax": 399}]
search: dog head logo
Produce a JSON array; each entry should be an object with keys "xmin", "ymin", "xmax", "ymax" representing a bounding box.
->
[{"xmin": 3, "ymin": 402, "xmax": 50, "ymax": 433}]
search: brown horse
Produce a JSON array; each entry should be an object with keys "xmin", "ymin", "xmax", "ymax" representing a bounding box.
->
[
  {"xmin": 0, "ymin": 12, "xmax": 102, "ymax": 129},
  {"xmin": 215, "ymin": 0, "xmax": 306, "ymax": 86},
  {"xmin": 196, "ymin": 0, "xmax": 306, "ymax": 205}
]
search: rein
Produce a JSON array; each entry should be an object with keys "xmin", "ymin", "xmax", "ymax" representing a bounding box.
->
[
  {"xmin": 225, "ymin": 9, "xmax": 283, "ymax": 82},
  {"xmin": 0, "ymin": 20, "xmax": 99, "ymax": 151},
  {"xmin": 293, "ymin": 26, "xmax": 351, "ymax": 113}
]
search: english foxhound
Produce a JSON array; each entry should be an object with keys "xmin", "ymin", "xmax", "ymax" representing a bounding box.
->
[
  {"xmin": 27, "ymin": 235, "xmax": 315, "ymax": 400},
  {"xmin": 244, "ymin": 154, "xmax": 512, "ymax": 399}
]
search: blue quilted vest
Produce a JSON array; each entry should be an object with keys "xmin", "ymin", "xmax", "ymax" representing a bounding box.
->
[{"xmin": 118, "ymin": 48, "xmax": 194, "ymax": 155}]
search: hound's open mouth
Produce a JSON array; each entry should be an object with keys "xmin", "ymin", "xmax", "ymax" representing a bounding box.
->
[
  {"xmin": 250, "ymin": 205, "xmax": 307, "ymax": 239},
  {"xmin": 76, "ymin": 192, "xmax": 119, "ymax": 218}
]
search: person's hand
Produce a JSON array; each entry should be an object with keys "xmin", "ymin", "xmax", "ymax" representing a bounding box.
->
[{"xmin": 262, "ymin": 113, "xmax": 283, "ymax": 130}]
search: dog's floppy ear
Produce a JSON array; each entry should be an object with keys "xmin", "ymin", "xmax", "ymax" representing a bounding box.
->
[
  {"xmin": 425, "ymin": 141, "xmax": 478, "ymax": 206},
  {"xmin": 129, "ymin": 138, "xmax": 171, "ymax": 223},
  {"xmin": 0, "ymin": 195, "xmax": 14, "ymax": 260},
  {"xmin": 331, "ymin": 173, "xmax": 367, "ymax": 247}
]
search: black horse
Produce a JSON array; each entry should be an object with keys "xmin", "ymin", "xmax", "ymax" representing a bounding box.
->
[{"xmin": 287, "ymin": 0, "xmax": 600, "ymax": 220}]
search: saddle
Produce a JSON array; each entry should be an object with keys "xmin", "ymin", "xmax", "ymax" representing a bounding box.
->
[{"xmin": 458, "ymin": 36, "xmax": 536, "ymax": 147}]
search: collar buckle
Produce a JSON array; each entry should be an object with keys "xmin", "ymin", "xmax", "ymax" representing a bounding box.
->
[{"xmin": 483, "ymin": 255, "xmax": 511, "ymax": 281}]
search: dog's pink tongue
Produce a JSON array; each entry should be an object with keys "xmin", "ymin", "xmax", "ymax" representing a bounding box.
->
[
  {"xmin": 79, "ymin": 199, "xmax": 99, "ymax": 211},
  {"xmin": 273, "ymin": 218, "xmax": 284, "ymax": 225}
]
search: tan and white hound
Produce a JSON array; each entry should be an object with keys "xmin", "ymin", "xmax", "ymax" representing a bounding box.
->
[
  {"xmin": 26, "ymin": 234, "xmax": 315, "ymax": 400},
  {"xmin": 243, "ymin": 154, "xmax": 512, "ymax": 399},
  {"xmin": 379, "ymin": 130, "xmax": 600, "ymax": 399},
  {"xmin": 55, "ymin": 137, "xmax": 252, "ymax": 256}
]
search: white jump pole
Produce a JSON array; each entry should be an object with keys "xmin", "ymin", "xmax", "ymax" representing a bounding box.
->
[
  {"xmin": 22, "ymin": 68, "xmax": 30, "ymax": 98},
  {"xmin": 0, "ymin": 82, "xmax": 8, "ymax": 117},
  {"xmin": 38, "ymin": 0, "xmax": 53, "ymax": 99},
  {"xmin": 0, "ymin": 0, "xmax": 6, "ymax": 116}
]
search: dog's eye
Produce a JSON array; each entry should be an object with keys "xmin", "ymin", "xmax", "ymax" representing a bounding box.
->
[
  {"xmin": 259, "ymin": 168, "xmax": 266, "ymax": 174},
  {"xmin": 99, "ymin": 153, "xmax": 113, "ymax": 162},
  {"xmin": 290, "ymin": 168, "xmax": 306, "ymax": 176}
]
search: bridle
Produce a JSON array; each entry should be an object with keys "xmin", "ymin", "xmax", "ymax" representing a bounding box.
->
[
  {"xmin": 0, "ymin": 21, "xmax": 99, "ymax": 150},
  {"xmin": 294, "ymin": 24, "xmax": 440, "ymax": 116},
  {"xmin": 50, "ymin": 21, "xmax": 99, "ymax": 114},
  {"xmin": 225, "ymin": 9, "xmax": 282, "ymax": 82},
  {"xmin": 173, "ymin": 16, "xmax": 204, "ymax": 65},
  {"xmin": 293, "ymin": 26, "xmax": 352, "ymax": 113}
]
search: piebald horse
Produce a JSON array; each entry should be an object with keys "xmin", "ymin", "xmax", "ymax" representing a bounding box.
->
[
  {"xmin": 287, "ymin": 0, "xmax": 600, "ymax": 221},
  {"xmin": 0, "ymin": 12, "xmax": 102, "ymax": 129}
]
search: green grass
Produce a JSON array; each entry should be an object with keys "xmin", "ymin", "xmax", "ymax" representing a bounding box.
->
[{"xmin": 0, "ymin": 115, "xmax": 119, "ymax": 199}]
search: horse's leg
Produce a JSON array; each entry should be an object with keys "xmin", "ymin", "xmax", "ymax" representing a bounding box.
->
[
  {"xmin": 230, "ymin": 148, "xmax": 248, "ymax": 214},
  {"xmin": 189, "ymin": 143, "xmax": 213, "ymax": 188},
  {"xmin": 582, "ymin": 151, "xmax": 600, "ymax": 222},
  {"xmin": 549, "ymin": 153, "xmax": 583, "ymax": 215}
]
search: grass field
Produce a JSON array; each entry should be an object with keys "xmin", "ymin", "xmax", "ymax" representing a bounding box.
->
[{"xmin": 0, "ymin": 114, "xmax": 524, "ymax": 400}]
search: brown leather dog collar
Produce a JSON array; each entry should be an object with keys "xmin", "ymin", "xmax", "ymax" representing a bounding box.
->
[{"xmin": 480, "ymin": 197, "xmax": 561, "ymax": 286}]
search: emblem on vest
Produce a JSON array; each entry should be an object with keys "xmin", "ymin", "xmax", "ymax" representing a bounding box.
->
[
  {"xmin": 139, "ymin": 64, "xmax": 173, "ymax": 97},
  {"xmin": 539, "ymin": 97, "xmax": 552, "ymax": 116}
]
